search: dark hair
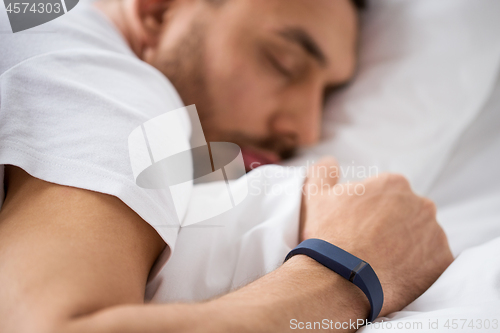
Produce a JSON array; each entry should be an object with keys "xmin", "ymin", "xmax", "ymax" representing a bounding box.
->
[{"xmin": 351, "ymin": 0, "xmax": 367, "ymax": 10}]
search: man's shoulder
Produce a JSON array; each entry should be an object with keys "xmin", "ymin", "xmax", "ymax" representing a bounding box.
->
[{"xmin": 0, "ymin": 2, "xmax": 130, "ymax": 76}]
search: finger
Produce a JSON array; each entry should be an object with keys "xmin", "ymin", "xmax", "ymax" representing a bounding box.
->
[{"xmin": 305, "ymin": 156, "xmax": 340, "ymax": 188}]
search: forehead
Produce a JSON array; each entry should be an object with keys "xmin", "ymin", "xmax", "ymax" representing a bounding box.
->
[{"xmin": 236, "ymin": 0, "xmax": 358, "ymax": 82}]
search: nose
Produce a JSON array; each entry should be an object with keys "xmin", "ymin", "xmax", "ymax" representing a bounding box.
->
[
  {"xmin": 271, "ymin": 88, "xmax": 322, "ymax": 147},
  {"xmin": 297, "ymin": 104, "xmax": 322, "ymax": 146}
]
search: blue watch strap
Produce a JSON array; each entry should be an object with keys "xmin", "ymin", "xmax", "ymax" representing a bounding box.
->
[{"xmin": 284, "ymin": 238, "xmax": 384, "ymax": 322}]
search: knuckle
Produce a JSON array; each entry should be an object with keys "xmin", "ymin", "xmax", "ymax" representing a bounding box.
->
[
  {"xmin": 436, "ymin": 230, "xmax": 453, "ymax": 265},
  {"xmin": 430, "ymin": 225, "xmax": 451, "ymax": 253},
  {"xmin": 421, "ymin": 198, "xmax": 437, "ymax": 215},
  {"xmin": 383, "ymin": 173, "xmax": 411, "ymax": 188},
  {"xmin": 437, "ymin": 227, "xmax": 450, "ymax": 246}
]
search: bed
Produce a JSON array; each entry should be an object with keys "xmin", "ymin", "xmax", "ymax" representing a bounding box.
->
[{"xmin": 144, "ymin": 1, "xmax": 500, "ymax": 330}]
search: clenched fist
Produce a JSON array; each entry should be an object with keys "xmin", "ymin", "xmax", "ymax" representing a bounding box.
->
[{"xmin": 299, "ymin": 158, "xmax": 454, "ymax": 317}]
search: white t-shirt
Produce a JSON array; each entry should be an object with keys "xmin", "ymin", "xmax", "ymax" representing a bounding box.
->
[{"xmin": 0, "ymin": 2, "xmax": 190, "ymax": 275}]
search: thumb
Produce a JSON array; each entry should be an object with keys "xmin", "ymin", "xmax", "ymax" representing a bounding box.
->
[
  {"xmin": 299, "ymin": 157, "xmax": 339, "ymax": 241},
  {"xmin": 305, "ymin": 156, "xmax": 340, "ymax": 190}
]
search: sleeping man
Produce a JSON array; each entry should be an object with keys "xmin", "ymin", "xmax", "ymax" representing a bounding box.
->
[{"xmin": 0, "ymin": 0, "xmax": 453, "ymax": 331}]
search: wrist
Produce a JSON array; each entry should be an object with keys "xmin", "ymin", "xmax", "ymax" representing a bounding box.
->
[
  {"xmin": 206, "ymin": 254, "xmax": 371, "ymax": 333},
  {"xmin": 284, "ymin": 255, "xmax": 370, "ymax": 320}
]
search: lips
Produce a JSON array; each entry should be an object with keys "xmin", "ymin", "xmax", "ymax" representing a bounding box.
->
[{"xmin": 241, "ymin": 147, "xmax": 280, "ymax": 172}]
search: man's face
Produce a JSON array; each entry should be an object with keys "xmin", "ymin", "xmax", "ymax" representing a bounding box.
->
[{"xmin": 146, "ymin": 0, "xmax": 358, "ymax": 169}]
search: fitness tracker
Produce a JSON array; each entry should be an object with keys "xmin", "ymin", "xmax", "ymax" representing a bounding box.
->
[{"xmin": 284, "ymin": 238, "xmax": 384, "ymax": 322}]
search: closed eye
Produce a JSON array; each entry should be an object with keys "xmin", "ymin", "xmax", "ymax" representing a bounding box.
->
[{"xmin": 265, "ymin": 52, "xmax": 293, "ymax": 78}]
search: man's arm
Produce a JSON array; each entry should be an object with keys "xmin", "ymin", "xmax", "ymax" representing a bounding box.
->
[
  {"xmin": 64, "ymin": 256, "xmax": 370, "ymax": 333},
  {"xmin": 0, "ymin": 165, "xmax": 165, "ymax": 332},
  {"xmin": 0, "ymin": 166, "xmax": 368, "ymax": 333},
  {"xmin": 0, "ymin": 163, "xmax": 452, "ymax": 333}
]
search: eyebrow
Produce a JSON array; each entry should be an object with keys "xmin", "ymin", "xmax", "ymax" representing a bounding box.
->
[{"xmin": 278, "ymin": 27, "xmax": 328, "ymax": 67}]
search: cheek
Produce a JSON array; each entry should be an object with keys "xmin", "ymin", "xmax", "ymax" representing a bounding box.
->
[{"xmin": 208, "ymin": 56, "xmax": 277, "ymax": 135}]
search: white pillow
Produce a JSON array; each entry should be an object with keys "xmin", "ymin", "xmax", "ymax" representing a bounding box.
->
[{"xmin": 290, "ymin": 0, "xmax": 500, "ymax": 194}]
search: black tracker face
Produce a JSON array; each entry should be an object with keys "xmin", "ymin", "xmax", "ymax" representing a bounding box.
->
[
  {"xmin": 349, "ymin": 261, "xmax": 367, "ymax": 282},
  {"xmin": 284, "ymin": 238, "xmax": 384, "ymax": 323}
]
